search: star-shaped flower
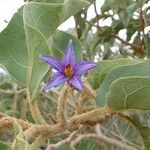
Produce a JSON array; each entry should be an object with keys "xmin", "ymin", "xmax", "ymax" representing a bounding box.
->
[{"xmin": 40, "ymin": 40, "xmax": 96, "ymax": 91}]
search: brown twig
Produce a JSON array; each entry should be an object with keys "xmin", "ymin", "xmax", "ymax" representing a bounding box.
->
[
  {"xmin": 85, "ymin": 19, "xmax": 145, "ymax": 55},
  {"xmin": 85, "ymin": 20, "xmax": 104, "ymax": 31},
  {"xmin": 93, "ymin": 2, "xmax": 99, "ymax": 27},
  {"xmin": 80, "ymin": 14, "xmax": 108, "ymax": 40},
  {"xmin": 111, "ymin": 34, "xmax": 142, "ymax": 50},
  {"xmin": 139, "ymin": 8, "xmax": 145, "ymax": 33}
]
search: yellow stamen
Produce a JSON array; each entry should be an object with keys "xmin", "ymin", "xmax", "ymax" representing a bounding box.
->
[{"xmin": 64, "ymin": 64, "xmax": 74, "ymax": 78}]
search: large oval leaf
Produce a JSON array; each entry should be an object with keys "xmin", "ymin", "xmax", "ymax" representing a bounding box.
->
[
  {"xmin": 0, "ymin": 8, "xmax": 28, "ymax": 85},
  {"xmin": 130, "ymin": 112, "xmax": 150, "ymax": 150},
  {"xmin": 96, "ymin": 60, "xmax": 150, "ymax": 107},
  {"xmin": 108, "ymin": 76, "xmax": 150, "ymax": 110},
  {"xmin": 90, "ymin": 58, "xmax": 140, "ymax": 90},
  {"xmin": 101, "ymin": 115, "xmax": 144, "ymax": 150}
]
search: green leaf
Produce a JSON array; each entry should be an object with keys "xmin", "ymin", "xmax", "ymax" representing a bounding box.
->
[
  {"xmin": 23, "ymin": 13, "xmax": 50, "ymax": 100},
  {"xmin": 23, "ymin": 0, "xmax": 89, "ymax": 99},
  {"xmin": 0, "ymin": 82, "xmax": 13, "ymax": 90},
  {"xmin": 137, "ymin": 126, "xmax": 150, "ymax": 150},
  {"xmin": 57, "ymin": 144, "xmax": 70, "ymax": 150},
  {"xmin": 23, "ymin": 1, "xmax": 89, "ymax": 39},
  {"xmin": 76, "ymin": 138, "xmax": 101, "ymax": 150},
  {"xmin": 0, "ymin": 141, "xmax": 10, "ymax": 150},
  {"xmin": 90, "ymin": 58, "xmax": 140, "ymax": 90},
  {"xmin": 52, "ymin": 30, "xmax": 82, "ymax": 61},
  {"xmin": 9, "ymin": 117, "xmax": 28, "ymax": 150},
  {"xmin": 130, "ymin": 112, "xmax": 150, "ymax": 150},
  {"xmin": 74, "ymin": 9, "xmax": 87, "ymax": 39},
  {"xmin": 0, "ymin": 8, "xmax": 28, "ymax": 85},
  {"xmin": 33, "ymin": 0, "xmax": 90, "ymax": 24},
  {"xmin": 101, "ymin": 0, "xmax": 132, "ymax": 13},
  {"xmin": 33, "ymin": 0, "xmax": 64, "ymax": 3},
  {"xmin": 96, "ymin": 60, "xmax": 150, "ymax": 107},
  {"xmin": 23, "ymin": 2, "xmax": 63, "ymax": 38},
  {"xmin": 75, "ymin": 115, "xmax": 144, "ymax": 149},
  {"xmin": 108, "ymin": 76, "xmax": 150, "ymax": 110},
  {"xmin": 126, "ymin": 20, "xmax": 141, "ymax": 41},
  {"xmin": 120, "ymin": 3, "xmax": 137, "ymax": 27},
  {"xmin": 120, "ymin": 0, "xmax": 145, "ymax": 28},
  {"xmin": 60, "ymin": 0, "xmax": 90, "ymax": 23},
  {"xmin": 97, "ymin": 27, "xmax": 112, "ymax": 43},
  {"xmin": 101, "ymin": 115, "xmax": 144, "ymax": 150},
  {"xmin": 120, "ymin": 11, "xmax": 130, "ymax": 28},
  {"xmin": 24, "ymin": 26, "xmax": 50, "ymax": 100}
]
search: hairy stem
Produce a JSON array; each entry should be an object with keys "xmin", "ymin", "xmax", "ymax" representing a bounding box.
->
[
  {"xmin": 25, "ymin": 107, "xmax": 112, "ymax": 140},
  {"xmin": 29, "ymin": 100, "xmax": 46, "ymax": 124},
  {"xmin": 0, "ymin": 115, "xmax": 31, "ymax": 132},
  {"xmin": 57, "ymin": 84, "xmax": 69, "ymax": 126},
  {"xmin": 69, "ymin": 91, "xmax": 81, "ymax": 115}
]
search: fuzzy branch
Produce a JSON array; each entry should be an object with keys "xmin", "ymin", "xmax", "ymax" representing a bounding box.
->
[
  {"xmin": 24, "ymin": 107, "xmax": 112, "ymax": 141},
  {"xmin": 0, "ymin": 113, "xmax": 31, "ymax": 134},
  {"xmin": 57, "ymin": 84, "xmax": 69, "ymax": 126},
  {"xmin": 29, "ymin": 100, "xmax": 47, "ymax": 124}
]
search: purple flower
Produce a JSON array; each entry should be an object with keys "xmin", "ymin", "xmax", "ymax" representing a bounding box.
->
[{"xmin": 40, "ymin": 40, "xmax": 96, "ymax": 91}]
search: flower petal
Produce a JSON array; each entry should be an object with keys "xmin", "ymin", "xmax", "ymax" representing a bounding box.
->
[
  {"xmin": 44, "ymin": 72, "xmax": 67, "ymax": 91},
  {"xmin": 74, "ymin": 61, "xmax": 96, "ymax": 75},
  {"xmin": 63, "ymin": 39, "xmax": 75, "ymax": 67},
  {"xmin": 40, "ymin": 55, "xmax": 64, "ymax": 72},
  {"xmin": 69, "ymin": 75, "xmax": 83, "ymax": 91}
]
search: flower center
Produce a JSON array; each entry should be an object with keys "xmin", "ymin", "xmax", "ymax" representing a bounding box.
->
[{"xmin": 64, "ymin": 64, "xmax": 74, "ymax": 78}]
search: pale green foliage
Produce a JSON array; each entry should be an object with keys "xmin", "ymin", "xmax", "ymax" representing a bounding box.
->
[
  {"xmin": 96, "ymin": 60, "xmax": 150, "ymax": 107},
  {"xmin": 90, "ymin": 58, "xmax": 140, "ymax": 90},
  {"xmin": 108, "ymin": 76, "xmax": 150, "ymax": 110},
  {"xmin": 0, "ymin": 0, "xmax": 149, "ymax": 149},
  {"xmin": 0, "ymin": 8, "xmax": 28, "ymax": 85}
]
